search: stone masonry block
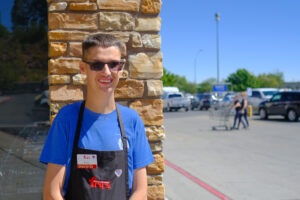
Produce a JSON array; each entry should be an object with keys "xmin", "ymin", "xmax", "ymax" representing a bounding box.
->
[
  {"xmin": 128, "ymin": 52, "xmax": 163, "ymax": 79},
  {"xmin": 142, "ymin": 34, "xmax": 161, "ymax": 50},
  {"xmin": 150, "ymin": 141, "xmax": 163, "ymax": 152},
  {"xmin": 49, "ymin": 58, "xmax": 81, "ymax": 74},
  {"xmin": 130, "ymin": 32, "xmax": 143, "ymax": 48},
  {"xmin": 97, "ymin": 0, "xmax": 140, "ymax": 12},
  {"xmin": 145, "ymin": 126, "xmax": 165, "ymax": 142},
  {"xmin": 115, "ymin": 79, "xmax": 144, "ymax": 99},
  {"xmin": 135, "ymin": 17, "xmax": 161, "ymax": 32},
  {"xmin": 72, "ymin": 74, "xmax": 87, "ymax": 85},
  {"xmin": 48, "ymin": 2, "xmax": 68, "ymax": 11},
  {"xmin": 50, "ymin": 102, "xmax": 68, "ymax": 114},
  {"xmin": 100, "ymin": 12, "xmax": 134, "ymax": 31},
  {"xmin": 50, "ymin": 0, "xmax": 87, "ymax": 2},
  {"xmin": 142, "ymin": 0, "xmax": 162, "ymax": 14},
  {"xmin": 50, "ymin": 85, "xmax": 84, "ymax": 101},
  {"xmin": 49, "ymin": 75, "xmax": 71, "ymax": 84},
  {"xmin": 48, "ymin": 31, "xmax": 88, "ymax": 41},
  {"xmin": 69, "ymin": 42, "xmax": 82, "ymax": 57},
  {"xmin": 129, "ymin": 99, "xmax": 163, "ymax": 126},
  {"xmin": 50, "ymin": 114, "xmax": 56, "ymax": 126},
  {"xmin": 148, "ymin": 184, "xmax": 165, "ymax": 200},
  {"xmin": 93, "ymin": 32, "xmax": 130, "ymax": 43},
  {"xmin": 147, "ymin": 175, "xmax": 163, "ymax": 185},
  {"xmin": 120, "ymin": 70, "xmax": 128, "ymax": 79},
  {"xmin": 49, "ymin": 13, "xmax": 98, "ymax": 30},
  {"xmin": 147, "ymin": 80, "xmax": 163, "ymax": 97},
  {"xmin": 147, "ymin": 153, "xmax": 164, "ymax": 174},
  {"xmin": 69, "ymin": 2, "xmax": 97, "ymax": 11},
  {"xmin": 49, "ymin": 42, "xmax": 67, "ymax": 57}
]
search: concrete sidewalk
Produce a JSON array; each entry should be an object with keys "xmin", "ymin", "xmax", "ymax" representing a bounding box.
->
[
  {"xmin": 163, "ymin": 111, "xmax": 300, "ymax": 200},
  {"xmin": 0, "ymin": 126, "xmax": 48, "ymax": 200}
]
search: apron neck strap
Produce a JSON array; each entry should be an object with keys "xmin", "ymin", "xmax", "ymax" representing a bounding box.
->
[
  {"xmin": 72, "ymin": 100, "xmax": 86, "ymax": 157},
  {"xmin": 116, "ymin": 105, "xmax": 130, "ymax": 199}
]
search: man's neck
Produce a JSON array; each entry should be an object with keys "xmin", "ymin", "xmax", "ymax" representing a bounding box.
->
[{"xmin": 85, "ymin": 90, "xmax": 116, "ymax": 114}]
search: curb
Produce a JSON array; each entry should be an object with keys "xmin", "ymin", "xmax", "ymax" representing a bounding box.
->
[{"xmin": 0, "ymin": 96, "xmax": 13, "ymax": 104}]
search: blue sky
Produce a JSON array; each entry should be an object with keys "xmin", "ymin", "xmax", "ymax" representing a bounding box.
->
[
  {"xmin": 0, "ymin": 0, "xmax": 14, "ymax": 30},
  {"xmin": 160, "ymin": 0, "xmax": 300, "ymax": 83},
  {"xmin": 1, "ymin": 0, "xmax": 299, "ymax": 83}
]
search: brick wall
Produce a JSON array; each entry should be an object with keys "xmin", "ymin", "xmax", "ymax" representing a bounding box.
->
[{"xmin": 47, "ymin": 0, "xmax": 165, "ymax": 199}]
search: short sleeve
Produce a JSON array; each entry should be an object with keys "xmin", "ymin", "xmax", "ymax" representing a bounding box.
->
[
  {"xmin": 132, "ymin": 115, "xmax": 154, "ymax": 169},
  {"xmin": 39, "ymin": 115, "xmax": 69, "ymax": 165}
]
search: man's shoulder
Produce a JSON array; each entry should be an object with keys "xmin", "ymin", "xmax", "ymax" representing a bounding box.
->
[
  {"xmin": 55, "ymin": 101, "xmax": 82, "ymax": 121},
  {"xmin": 117, "ymin": 104, "xmax": 140, "ymax": 120}
]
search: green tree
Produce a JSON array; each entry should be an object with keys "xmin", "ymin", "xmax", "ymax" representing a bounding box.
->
[
  {"xmin": 226, "ymin": 68, "xmax": 258, "ymax": 91},
  {"xmin": 0, "ymin": 23, "xmax": 10, "ymax": 38},
  {"xmin": 12, "ymin": 0, "xmax": 47, "ymax": 30},
  {"xmin": 161, "ymin": 68, "xmax": 196, "ymax": 93},
  {"xmin": 196, "ymin": 78, "xmax": 216, "ymax": 93},
  {"xmin": 0, "ymin": 0, "xmax": 48, "ymax": 91},
  {"xmin": 257, "ymin": 72, "xmax": 284, "ymax": 88},
  {"xmin": 161, "ymin": 68, "xmax": 177, "ymax": 87}
]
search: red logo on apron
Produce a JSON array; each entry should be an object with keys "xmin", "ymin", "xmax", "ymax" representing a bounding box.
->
[{"xmin": 89, "ymin": 177, "xmax": 111, "ymax": 189}]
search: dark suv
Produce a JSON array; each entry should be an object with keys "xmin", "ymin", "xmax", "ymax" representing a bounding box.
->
[{"xmin": 259, "ymin": 91, "xmax": 300, "ymax": 121}]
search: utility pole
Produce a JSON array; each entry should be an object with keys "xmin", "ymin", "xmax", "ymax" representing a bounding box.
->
[{"xmin": 215, "ymin": 13, "xmax": 220, "ymax": 83}]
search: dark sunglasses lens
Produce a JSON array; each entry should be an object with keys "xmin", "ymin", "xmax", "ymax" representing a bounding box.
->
[
  {"xmin": 90, "ymin": 62, "xmax": 105, "ymax": 71},
  {"xmin": 88, "ymin": 61, "xmax": 124, "ymax": 71},
  {"xmin": 108, "ymin": 62, "xmax": 124, "ymax": 71}
]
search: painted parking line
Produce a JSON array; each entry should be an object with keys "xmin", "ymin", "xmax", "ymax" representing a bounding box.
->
[{"xmin": 165, "ymin": 159, "xmax": 232, "ymax": 200}]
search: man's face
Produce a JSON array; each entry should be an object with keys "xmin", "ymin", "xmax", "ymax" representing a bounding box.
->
[{"xmin": 80, "ymin": 46, "xmax": 122, "ymax": 95}]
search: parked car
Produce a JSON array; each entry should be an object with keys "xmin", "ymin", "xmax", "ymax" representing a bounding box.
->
[
  {"xmin": 217, "ymin": 92, "xmax": 236, "ymax": 107},
  {"xmin": 163, "ymin": 92, "xmax": 190, "ymax": 112},
  {"xmin": 258, "ymin": 91, "xmax": 300, "ymax": 121},
  {"xmin": 198, "ymin": 93, "xmax": 219, "ymax": 110},
  {"xmin": 248, "ymin": 88, "xmax": 278, "ymax": 114},
  {"xmin": 185, "ymin": 94, "xmax": 200, "ymax": 110},
  {"xmin": 163, "ymin": 86, "xmax": 179, "ymax": 93}
]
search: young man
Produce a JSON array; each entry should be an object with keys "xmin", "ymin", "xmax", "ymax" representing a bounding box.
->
[{"xmin": 40, "ymin": 34, "xmax": 154, "ymax": 200}]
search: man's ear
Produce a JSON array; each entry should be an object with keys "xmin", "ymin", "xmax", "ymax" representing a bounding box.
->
[{"xmin": 79, "ymin": 61, "xmax": 87, "ymax": 74}]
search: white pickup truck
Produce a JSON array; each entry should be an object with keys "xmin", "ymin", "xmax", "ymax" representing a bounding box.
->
[{"xmin": 162, "ymin": 92, "xmax": 190, "ymax": 112}]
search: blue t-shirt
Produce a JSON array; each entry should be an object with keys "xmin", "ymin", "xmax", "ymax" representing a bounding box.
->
[{"xmin": 40, "ymin": 101, "xmax": 154, "ymax": 195}]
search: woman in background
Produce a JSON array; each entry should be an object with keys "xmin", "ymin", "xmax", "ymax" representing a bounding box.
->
[{"xmin": 238, "ymin": 92, "xmax": 249, "ymax": 129}]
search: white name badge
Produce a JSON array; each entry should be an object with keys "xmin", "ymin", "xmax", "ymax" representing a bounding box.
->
[{"xmin": 77, "ymin": 154, "xmax": 97, "ymax": 169}]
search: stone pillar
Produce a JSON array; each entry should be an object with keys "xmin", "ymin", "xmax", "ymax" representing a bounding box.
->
[{"xmin": 47, "ymin": 0, "xmax": 165, "ymax": 199}]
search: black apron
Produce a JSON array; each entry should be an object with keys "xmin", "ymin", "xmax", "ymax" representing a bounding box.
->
[{"xmin": 65, "ymin": 101, "xmax": 130, "ymax": 200}]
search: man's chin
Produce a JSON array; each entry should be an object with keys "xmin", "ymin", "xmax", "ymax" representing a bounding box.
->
[{"xmin": 97, "ymin": 85, "xmax": 114, "ymax": 93}]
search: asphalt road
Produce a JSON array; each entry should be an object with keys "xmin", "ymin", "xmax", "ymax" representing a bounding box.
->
[
  {"xmin": 163, "ymin": 109, "xmax": 300, "ymax": 200},
  {"xmin": 1, "ymin": 96, "xmax": 300, "ymax": 200},
  {"xmin": 0, "ymin": 93, "xmax": 49, "ymax": 127},
  {"xmin": 0, "ymin": 94, "xmax": 49, "ymax": 200}
]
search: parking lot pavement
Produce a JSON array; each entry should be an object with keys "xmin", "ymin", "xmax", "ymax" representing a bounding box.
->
[
  {"xmin": 0, "ymin": 96, "xmax": 13, "ymax": 104},
  {"xmin": 0, "ymin": 126, "xmax": 48, "ymax": 200},
  {"xmin": 163, "ymin": 110, "xmax": 300, "ymax": 200}
]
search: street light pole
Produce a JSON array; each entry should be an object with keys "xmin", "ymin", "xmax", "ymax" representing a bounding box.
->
[
  {"xmin": 215, "ymin": 13, "xmax": 220, "ymax": 83},
  {"xmin": 194, "ymin": 49, "xmax": 203, "ymax": 92}
]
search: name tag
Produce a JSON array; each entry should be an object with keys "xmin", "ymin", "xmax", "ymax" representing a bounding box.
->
[{"xmin": 77, "ymin": 154, "xmax": 97, "ymax": 169}]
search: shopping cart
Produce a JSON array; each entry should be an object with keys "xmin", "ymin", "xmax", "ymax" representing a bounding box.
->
[{"xmin": 209, "ymin": 102, "xmax": 235, "ymax": 131}]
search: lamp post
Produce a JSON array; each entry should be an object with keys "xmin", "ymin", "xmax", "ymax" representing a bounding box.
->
[
  {"xmin": 194, "ymin": 49, "xmax": 203, "ymax": 92},
  {"xmin": 215, "ymin": 13, "xmax": 220, "ymax": 83}
]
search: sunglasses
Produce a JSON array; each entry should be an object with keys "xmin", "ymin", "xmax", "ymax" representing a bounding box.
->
[{"xmin": 82, "ymin": 59, "xmax": 125, "ymax": 71}]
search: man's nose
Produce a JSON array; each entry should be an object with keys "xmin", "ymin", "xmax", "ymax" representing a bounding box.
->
[{"xmin": 101, "ymin": 64, "xmax": 111, "ymax": 74}]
